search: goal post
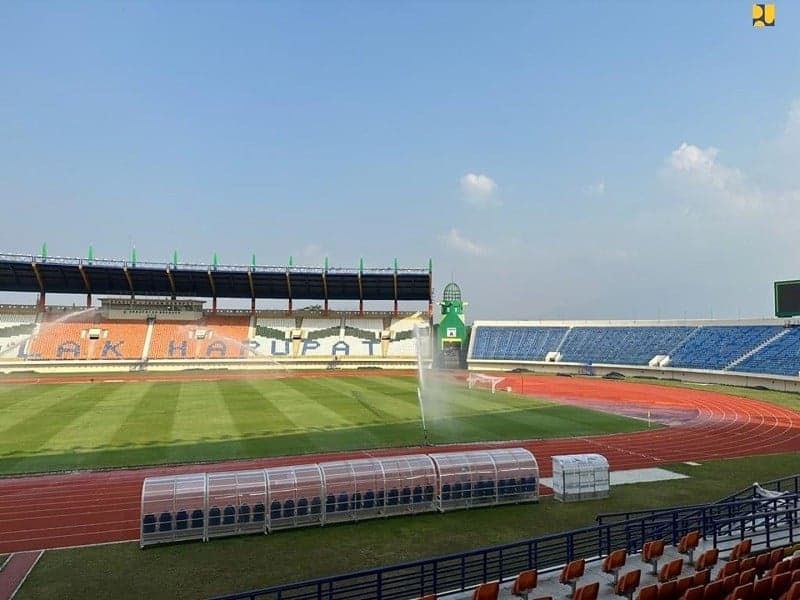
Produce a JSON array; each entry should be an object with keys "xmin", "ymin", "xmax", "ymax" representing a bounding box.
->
[{"xmin": 467, "ymin": 373, "xmax": 507, "ymax": 394}]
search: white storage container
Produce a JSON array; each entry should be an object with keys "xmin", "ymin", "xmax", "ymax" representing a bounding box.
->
[{"xmin": 551, "ymin": 453, "xmax": 609, "ymax": 502}]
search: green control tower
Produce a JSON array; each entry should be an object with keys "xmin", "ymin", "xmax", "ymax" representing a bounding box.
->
[{"xmin": 437, "ymin": 282, "xmax": 467, "ymax": 369}]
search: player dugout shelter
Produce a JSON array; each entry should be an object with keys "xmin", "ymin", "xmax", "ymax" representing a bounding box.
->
[
  {"xmin": 140, "ymin": 449, "xmax": 539, "ymax": 547},
  {"xmin": 0, "ymin": 253, "xmax": 433, "ymax": 314}
]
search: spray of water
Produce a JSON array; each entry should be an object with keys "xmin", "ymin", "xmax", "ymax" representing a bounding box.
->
[{"xmin": 0, "ymin": 307, "xmax": 101, "ymax": 359}]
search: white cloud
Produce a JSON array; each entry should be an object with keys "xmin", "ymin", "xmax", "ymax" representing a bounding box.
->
[
  {"xmin": 299, "ymin": 243, "xmax": 327, "ymax": 266},
  {"xmin": 583, "ymin": 180, "xmax": 606, "ymax": 197},
  {"xmin": 665, "ymin": 142, "xmax": 763, "ymax": 212},
  {"xmin": 441, "ymin": 228, "xmax": 488, "ymax": 256},
  {"xmin": 460, "ymin": 173, "xmax": 500, "ymax": 207}
]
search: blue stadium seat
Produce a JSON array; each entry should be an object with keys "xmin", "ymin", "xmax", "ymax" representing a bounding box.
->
[
  {"xmin": 387, "ymin": 488, "xmax": 399, "ymax": 506},
  {"xmin": 441, "ymin": 483, "xmax": 451, "ymax": 501},
  {"xmin": 311, "ymin": 497, "xmax": 321, "ymax": 514},
  {"xmin": 191, "ymin": 509, "xmax": 204, "ymax": 528},
  {"xmin": 271, "ymin": 501, "xmax": 282, "ymax": 520},
  {"xmin": 325, "ymin": 495, "xmax": 336, "ymax": 513},
  {"xmin": 424, "ymin": 485, "xmax": 434, "ymax": 502},
  {"xmin": 238, "ymin": 504, "xmax": 250, "ymax": 524},
  {"xmin": 208, "ymin": 507, "xmax": 221, "ymax": 526},
  {"xmin": 337, "ymin": 493, "xmax": 349, "ymax": 512},
  {"xmin": 351, "ymin": 492, "xmax": 362, "ymax": 510},
  {"xmin": 400, "ymin": 487, "xmax": 411, "ymax": 504},
  {"xmin": 297, "ymin": 498, "xmax": 308, "ymax": 516},
  {"xmin": 158, "ymin": 512, "xmax": 172, "ymax": 532},
  {"xmin": 175, "ymin": 510, "xmax": 188, "ymax": 530},
  {"xmin": 376, "ymin": 490, "xmax": 385, "ymax": 507},
  {"xmin": 283, "ymin": 499, "xmax": 295, "ymax": 518},
  {"xmin": 453, "ymin": 482, "xmax": 463, "ymax": 499},
  {"xmin": 412, "ymin": 486, "xmax": 423, "ymax": 503},
  {"xmin": 462, "ymin": 482, "xmax": 472, "ymax": 499},
  {"xmin": 222, "ymin": 505, "xmax": 235, "ymax": 525},
  {"xmin": 142, "ymin": 513, "xmax": 156, "ymax": 534},
  {"xmin": 253, "ymin": 503, "xmax": 265, "ymax": 522},
  {"xmin": 363, "ymin": 490, "xmax": 375, "ymax": 509}
]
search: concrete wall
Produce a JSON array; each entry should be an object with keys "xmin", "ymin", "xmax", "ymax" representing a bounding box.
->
[{"xmin": 467, "ymin": 359, "xmax": 800, "ymax": 393}]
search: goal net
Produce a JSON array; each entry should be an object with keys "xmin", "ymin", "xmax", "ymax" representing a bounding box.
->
[{"xmin": 466, "ymin": 373, "xmax": 507, "ymax": 394}]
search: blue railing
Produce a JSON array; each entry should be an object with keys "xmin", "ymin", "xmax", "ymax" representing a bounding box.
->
[
  {"xmin": 710, "ymin": 506, "xmax": 800, "ymax": 552},
  {"xmin": 595, "ymin": 474, "xmax": 800, "ymax": 525},
  {"xmin": 210, "ymin": 477, "xmax": 800, "ymax": 600}
]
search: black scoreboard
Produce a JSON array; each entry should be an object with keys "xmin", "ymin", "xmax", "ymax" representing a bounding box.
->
[{"xmin": 774, "ymin": 280, "xmax": 800, "ymax": 317}]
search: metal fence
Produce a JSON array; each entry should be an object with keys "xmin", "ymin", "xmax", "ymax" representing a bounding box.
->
[{"xmin": 210, "ymin": 476, "xmax": 800, "ymax": 600}]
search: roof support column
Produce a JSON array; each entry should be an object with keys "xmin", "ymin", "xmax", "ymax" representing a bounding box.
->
[{"xmin": 37, "ymin": 292, "xmax": 46, "ymax": 312}]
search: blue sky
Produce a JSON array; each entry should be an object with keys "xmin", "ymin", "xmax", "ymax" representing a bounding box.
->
[{"xmin": 1, "ymin": 2, "xmax": 799, "ymax": 319}]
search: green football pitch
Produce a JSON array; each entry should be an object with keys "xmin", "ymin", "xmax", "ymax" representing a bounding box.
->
[{"xmin": 0, "ymin": 374, "xmax": 651, "ymax": 474}]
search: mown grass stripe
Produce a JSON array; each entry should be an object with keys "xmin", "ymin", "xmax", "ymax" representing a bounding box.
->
[{"xmin": 109, "ymin": 382, "xmax": 178, "ymax": 450}]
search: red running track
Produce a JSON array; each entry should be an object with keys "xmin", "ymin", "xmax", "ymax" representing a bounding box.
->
[{"xmin": 0, "ymin": 374, "xmax": 799, "ymax": 553}]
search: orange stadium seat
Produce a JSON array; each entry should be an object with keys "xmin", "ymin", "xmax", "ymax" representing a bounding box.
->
[
  {"xmin": 510, "ymin": 569, "xmax": 538, "ymax": 599},
  {"xmin": 730, "ymin": 539, "xmax": 752, "ymax": 562},
  {"xmin": 560, "ymin": 559, "xmax": 586, "ymax": 596},
  {"xmin": 574, "ymin": 582, "xmax": 600, "ymax": 600},
  {"xmin": 603, "ymin": 549, "xmax": 628, "ymax": 585},
  {"xmin": 695, "ymin": 549, "xmax": 719, "ymax": 573},
  {"xmin": 471, "ymin": 581, "xmax": 499, "ymax": 600},
  {"xmin": 643, "ymin": 540, "xmax": 666, "ymax": 576},
  {"xmin": 616, "ymin": 569, "xmax": 642, "ymax": 600},
  {"xmin": 659, "ymin": 559, "xmax": 684, "ymax": 583},
  {"xmin": 149, "ymin": 316, "xmax": 251, "ymax": 359},
  {"xmin": 636, "ymin": 584, "xmax": 659, "ymax": 600},
  {"xmin": 27, "ymin": 317, "xmax": 147, "ymax": 359},
  {"xmin": 678, "ymin": 531, "xmax": 700, "ymax": 565}
]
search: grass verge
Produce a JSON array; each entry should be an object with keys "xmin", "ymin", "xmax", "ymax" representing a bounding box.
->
[{"xmin": 16, "ymin": 452, "xmax": 800, "ymax": 600}]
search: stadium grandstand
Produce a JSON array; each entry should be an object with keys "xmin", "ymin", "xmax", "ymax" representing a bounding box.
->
[
  {"xmin": 468, "ymin": 320, "xmax": 800, "ymax": 381},
  {"xmin": 0, "ymin": 252, "xmax": 434, "ymax": 370}
]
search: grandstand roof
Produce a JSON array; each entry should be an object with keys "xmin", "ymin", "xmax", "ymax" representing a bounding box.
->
[{"xmin": 0, "ymin": 254, "xmax": 432, "ymax": 302}]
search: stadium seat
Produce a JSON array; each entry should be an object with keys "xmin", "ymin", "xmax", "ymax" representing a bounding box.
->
[
  {"xmin": 401, "ymin": 487, "xmax": 412, "ymax": 504},
  {"xmin": 387, "ymin": 489, "xmax": 399, "ymax": 506},
  {"xmin": 424, "ymin": 485, "xmax": 434, "ymax": 502},
  {"xmin": 678, "ymin": 531, "xmax": 700, "ymax": 565},
  {"xmin": 721, "ymin": 575, "xmax": 738, "ymax": 596},
  {"xmin": 376, "ymin": 490, "xmax": 385, "ymax": 507},
  {"xmin": 223, "ymin": 505, "xmax": 235, "ymax": 525},
  {"xmin": 283, "ymin": 499, "xmax": 295, "ymax": 518},
  {"xmin": 297, "ymin": 498, "xmax": 309, "ymax": 515},
  {"xmin": 310, "ymin": 497, "xmax": 321, "ymax": 515},
  {"xmin": 191, "ymin": 509, "xmax": 204, "ymax": 529},
  {"xmin": 752, "ymin": 577, "xmax": 771, "ymax": 600},
  {"xmin": 659, "ymin": 580, "xmax": 678, "ymax": 600},
  {"xmin": 703, "ymin": 580, "xmax": 724, "ymax": 600},
  {"xmin": 253, "ymin": 504, "xmax": 265, "ymax": 522},
  {"xmin": 453, "ymin": 482, "xmax": 463, "ymax": 499},
  {"xmin": 773, "ymin": 573, "xmax": 793, "ymax": 600},
  {"xmin": 175, "ymin": 510, "xmax": 188, "ymax": 530},
  {"xmin": 769, "ymin": 548, "xmax": 786, "ymax": 569},
  {"xmin": 209, "ymin": 507, "xmax": 221, "ymax": 526},
  {"xmin": 142, "ymin": 514, "xmax": 156, "ymax": 534},
  {"xmin": 643, "ymin": 540, "xmax": 666, "ymax": 576},
  {"xmin": 754, "ymin": 552, "xmax": 771, "ymax": 577},
  {"xmin": 739, "ymin": 557, "xmax": 756, "ymax": 573},
  {"xmin": 441, "ymin": 484, "xmax": 451, "ymax": 501},
  {"xmin": 659, "ymin": 558, "xmax": 683, "ymax": 583},
  {"xmin": 615, "ymin": 569, "xmax": 641, "ymax": 600},
  {"xmin": 560, "ymin": 558, "xmax": 585, "ymax": 596},
  {"xmin": 351, "ymin": 492, "xmax": 362, "ymax": 510},
  {"xmin": 471, "ymin": 580, "xmax": 499, "ymax": 600},
  {"xmin": 790, "ymin": 555, "xmax": 800, "ymax": 571},
  {"xmin": 695, "ymin": 548, "xmax": 718, "ymax": 573},
  {"xmin": 676, "ymin": 575, "xmax": 694, "ymax": 598},
  {"xmin": 730, "ymin": 539, "xmax": 752, "ymax": 561},
  {"xmin": 683, "ymin": 586, "xmax": 704, "ymax": 600},
  {"xmin": 692, "ymin": 569, "xmax": 710, "ymax": 587},
  {"xmin": 716, "ymin": 560, "xmax": 740, "ymax": 580},
  {"xmin": 238, "ymin": 504, "xmax": 250, "ymax": 524},
  {"xmin": 738, "ymin": 569, "xmax": 756, "ymax": 585},
  {"xmin": 636, "ymin": 584, "xmax": 658, "ymax": 600},
  {"xmin": 337, "ymin": 493, "xmax": 348, "ymax": 511},
  {"xmin": 603, "ymin": 549, "xmax": 628, "ymax": 585},
  {"xmin": 574, "ymin": 582, "xmax": 600, "ymax": 600},
  {"xmin": 158, "ymin": 512, "xmax": 172, "ymax": 532},
  {"xmin": 272, "ymin": 500, "xmax": 283, "ymax": 519},
  {"xmin": 413, "ymin": 486, "xmax": 423, "ymax": 503},
  {"xmin": 726, "ymin": 582, "xmax": 753, "ymax": 600},
  {"xmin": 770, "ymin": 559, "xmax": 790, "ymax": 577},
  {"xmin": 510, "ymin": 568, "xmax": 538, "ymax": 599},
  {"xmin": 463, "ymin": 482, "xmax": 472, "ymax": 498},
  {"xmin": 325, "ymin": 495, "xmax": 336, "ymax": 513},
  {"xmin": 363, "ymin": 491, "xmax": 374, "ymax": 509},
  {"xmin": 784, "ymin": 582, "xmax": 800, "ymax": 600}
]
